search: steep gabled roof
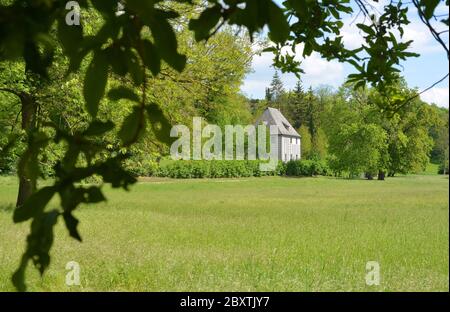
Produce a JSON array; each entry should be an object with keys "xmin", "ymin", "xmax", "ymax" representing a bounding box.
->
[{"xmin": 255, "ymin": 107, "xmax": 300, "ymax": 137}]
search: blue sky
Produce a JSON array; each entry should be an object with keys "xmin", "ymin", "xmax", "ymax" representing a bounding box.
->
[{"xmin": 241, "ymin": 0, "xmax": 449, "ymax": 108}]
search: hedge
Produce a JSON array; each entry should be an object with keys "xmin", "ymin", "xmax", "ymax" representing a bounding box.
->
[
  {"xmin": 149, "ymin": 159, "xmax": 329, "ymax": 179},
  {"xmin": 158, "ymin": 160, "xmax": 264, "ymax": 179},
  {"xmin": 284, "ymin": 159, "xmax": 331, "ymax": 177}
]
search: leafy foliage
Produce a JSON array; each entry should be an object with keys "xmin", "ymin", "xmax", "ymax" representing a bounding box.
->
[
  {"xmin": 284, "ymin": 159, "xmax": 331, "ymax": 177},
  {"xmin": 155, "ymin": 159, "xmax": 327, "ymax": 178},
  {"xmin": 0, "ymin": 0, "xmax": 448, "ymax": 291},
  {"xmin": 323, "ymin": 82, "xmax": 437, "ymax": 178}
]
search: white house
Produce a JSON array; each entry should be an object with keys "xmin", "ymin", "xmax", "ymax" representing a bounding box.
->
[{"xmin": 256, "ymin": 107, "xmax": 301, "ymax": 162}]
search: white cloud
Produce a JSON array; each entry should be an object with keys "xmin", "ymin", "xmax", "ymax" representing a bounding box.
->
[
  {"xmin": 251, "ymin": 50, "xmax": 273, "ymax": 69},
  {"xmin": 340, "ymin": 23, "xmax": 365, "ymax": 50},
  {"xmin": 305, "ymin": 56, "xmax": 344, "ymax": 82},
  {"xmin": 241, "ymin": 46, "xmax": 344, "ymax": 98},
  {"xmin": 403, "ymin": 19, "xmax": 447, "ymax": 54},
  {"xmin": 240, "ymin": 79, "xmax": 270, "ymax": 97},
  {"xmin": 420, "ymin": 87, "xmax": 449, "ymax": 108},
  {"xmin": 339, "ymin": 5, "xmax": 447, "ymax": 55},
  {"xmin": 293, "ymin": 52, "xmax": 344, "ymax": 87}
]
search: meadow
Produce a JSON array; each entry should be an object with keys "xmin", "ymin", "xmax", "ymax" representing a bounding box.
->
[{"xmin": 0, "ymin": 174, "xmax": 448, "ymax": 291}]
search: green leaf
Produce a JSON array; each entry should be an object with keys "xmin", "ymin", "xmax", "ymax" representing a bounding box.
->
[
  {"xmin": 13, "ymin": 186, "xmax": 56, "ymax": 223},
  {"xmin": 329, "ymin": 7, "xmax": 340, "ymax": 19},
  {"xmin": 144, "ymin": 12, "xmax": 186, "ymax": 72},
  {"xmin": 423, "ymin": 0, "xmax": 440, "ymax": 20},
  {"xmin": 106, "ymin": 46, "xmax": 128, "ymax": 76},
  {"xmin": 347, "ymin": 59, "xmax": 364, "ymax": 72},
  {"xmin": 357, "ymin": 23, "xmax": 376, "ymax": 36},
  {"xmin": 262, "ymin": 47, "xmax": 277, "ymax": 53},
  {"xmin": 303, "ymin": 41, "xmax": 313, "ymax": 56},
  {"xmin": 108, "ymin": 87, "xmax": 140, "ymax": 102},
  {"xmin": 337, "ymin": 3, "xmax": 353, "ymax": 14},
  {"xmin": 83, "ymin": 50, "xmax": 109, "ymax": 118},
  {"xmin": 91, "ymin": 0, "xmax": 118, "ymax": 16},
  {"xmin": 67, "ymin": 47, "xmax": 90, "ymax": 74},
  {"xmin": 140, "ymin": 40, "xmax": 161, "ymax": 76},
  {"xmin": 126, "ymin": 49, "xmax": 144, "ymax": 85},
  {"xmin": 228, "ymin": 0, "xmax": 262, "ymax": 34},
  {"xmin": 402, "ymin": 51, "xmax": 420, "ymax": 58},
  {"xmin": 189, "ymin": 5, "xmax": 222, "ymax": 41},
  {"xmin": 119, "ymin": 106, "xmax": 143, "ymax": 145},
  {"xmin": 57, "ymin": 17, "xmax": 83, "ymax": 57},
  {"xmin": 354, "ymin": 80, "xmax": 366, "ymax": 90},
  {"xmin": 267, "ymin": 1, "xmax": 290, "ymax": 43},
  {"xmin": 146, "ymin": 103, "xmax": 173, "ymax": 145}
]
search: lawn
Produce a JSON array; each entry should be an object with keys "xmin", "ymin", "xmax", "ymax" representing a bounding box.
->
[{"xmin": 0, "ymin": 174, "xmax": 448, "ymax": 291}]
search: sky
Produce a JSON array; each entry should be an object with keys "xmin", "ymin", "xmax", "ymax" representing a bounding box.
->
[{"xmin": 241, "ymin": 1, "xmax": 449, "ymax": 108}]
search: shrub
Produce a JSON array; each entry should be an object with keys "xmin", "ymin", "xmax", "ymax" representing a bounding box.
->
[
  {"xmin": 438, "ymin": 161, "xmax": 449, "ymax": 175},
  {"xmin": 157, "ymin": 160, "xmax": 283, "ymax": 179},
  {"xmin": 124, "ymin": 157, "xmax": 159, "ymax": 177},
  {"xmin": 285, "ymin": 159, "xmax": 330, "ymax": 177},
  {"xmin": 154, "ymin": 159, "xmax": 330, "ymax": 179}
]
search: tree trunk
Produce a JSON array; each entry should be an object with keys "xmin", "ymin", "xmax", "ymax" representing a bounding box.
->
[
  {"xmin": 16, "ymin": 177, "xmax": 35, "ymax": 207},
  {"xmin": 15, "ymin": 93, "xmax": 37, "ymax": 207},
  {"xmin": 378, "ymin": 170, "xmax": 385, "ymax": 181}
]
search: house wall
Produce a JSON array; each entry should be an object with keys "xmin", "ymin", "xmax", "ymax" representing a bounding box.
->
[{"xmin": 279, "ymin": 136, "xmax": 301, "ymax": 162}]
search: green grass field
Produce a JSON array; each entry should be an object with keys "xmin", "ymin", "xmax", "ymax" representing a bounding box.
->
[{"xmin": 0, "ymin": 174, "xmax": 448, "ymax": 292}]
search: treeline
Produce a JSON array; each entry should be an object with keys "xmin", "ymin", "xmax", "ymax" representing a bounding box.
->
[
  {"xmin": 250, "ymin": 73, "xmax": 449, "ymax": 179},
  {"xmin": 0, "ymin": 6, "xmax": 448, "ymax": 180},
  {"xmin": 0, "ymin": 4, "xmax": 254, "ymax": 177},
  {"xmin": 100, "ymin": 72, "xmax": 450, "ymax": 180}
]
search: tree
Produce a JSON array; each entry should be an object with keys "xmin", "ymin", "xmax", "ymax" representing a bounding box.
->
[
  {"xmin": 435, "ymin": 112, "xmax": 449, "ymax": 174},
  {"xmin": 324, "ymin": 82, "xmax": 437, "ymax": 179},
  {"xmin": 0, "ymin": 63, "xmax": 39, "ymax": 206},
  {"xmin": 265, "ymin": 88, "xmax": 273, "ymax": 102},
  {"xmin": 298, "ymin": 124, "xmax": 312, "ymax": 159},
  {"xmin": 0, "ymin": 57, "xmax": 88, "ymax": 206},
  {"xmin": 285, "ymin": 80, "xmax": 305, "ymax": 129},
  {"xmin": 384, "ymin": 107, "xmax": 435, "ymax": 177},
  {"xmin": 428, "ymin": 106, "xmax": 449, "ymax": 169},
  {"xmin": 367, "ymin": 80, "xmax": 436, "ymax": 177},
  {"xmin": 268, "ymin": 71, "xmax": 285, "ymax": 105},
  {"xmin": 331, "ymin": 123, "xmax": 387, "ymax": 179},
  {"xmin": 324, "ymin": 97, "xmax": 388, "ymax": 178}
]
